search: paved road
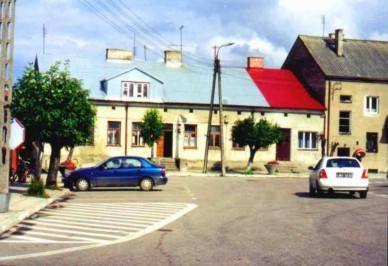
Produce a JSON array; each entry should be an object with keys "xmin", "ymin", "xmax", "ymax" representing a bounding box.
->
[{"xmin": 0, "ymin": 176, "xmax": 387, "ymax": 265}]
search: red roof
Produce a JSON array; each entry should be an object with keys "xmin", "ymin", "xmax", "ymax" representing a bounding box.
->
[{"xmin": 246, "ymin": 68, "xmax": 325, "ymax": 111}]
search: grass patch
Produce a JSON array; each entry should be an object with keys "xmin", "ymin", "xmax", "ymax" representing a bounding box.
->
[
  {"xmin": 27, "ymin": 179, "xmax": 49, "ymax": 198},
  {"xmin": 244, "ymin": 169, "xmax": 254, "ymax": 175}
]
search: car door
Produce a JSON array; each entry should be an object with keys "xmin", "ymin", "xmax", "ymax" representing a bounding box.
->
[
  {"xmin": 94, "ymin": 158, "xmax": 122, "ymax": 187},
  {"xmin": 118, "ymin": 158, "xmax": 143, "ymax": 186}
]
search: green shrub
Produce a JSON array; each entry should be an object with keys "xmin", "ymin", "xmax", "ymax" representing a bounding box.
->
[
  {"xmin": 244, "ymin": 169, "xmax": 254, "ymax": 175},
  {"xmin": 27, "ymin": 179, "xmax": 49, "ymax": 198}
]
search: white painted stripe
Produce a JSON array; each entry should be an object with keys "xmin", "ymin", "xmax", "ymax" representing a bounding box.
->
[
  {"xmin": 53, "ymin": 207, "xmax": 172, "ymax": 219},
  {"xmin": 17, "ymin": 224, "xmax": 118, "ymax": 240},
  {"xmin": 67, "ymin": 204, "xmax": 180, "ymax": 215},
  {"xmin": 9, "ymin": 234, "xmax": 55, "ymax": 243},
  {"xmin": 0, "ymin": 240, "xmax": 89, "ymax": 244},
  {"xmin": 21, "ymin": 220, "xmax": 130, "ymax": 235},
  {"xmin": 36, "ymin": 216, "xmax": 148, "ymax": 229},
  {"xmin": 13, "ymin": 228, "xmax": 103, "ymax": 243},
  {"xmin": 39, "ymin": 209, "xmax": 163, "ymax": 222},
  {"xmin": 0, "ymin": 203, "xmax": 197, "ymax": 262},
  {"xmin": 37, "ymin": 210, "xmax": 156, "ymax": 225},
  {"xmin": 67, "ymin": 203, "xmax": 187, "ymax": 210}
]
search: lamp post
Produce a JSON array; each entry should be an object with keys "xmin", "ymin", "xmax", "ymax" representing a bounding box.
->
[{"xmin": 203, "ymin": 42, "xmax": 234, "ymax": 176}]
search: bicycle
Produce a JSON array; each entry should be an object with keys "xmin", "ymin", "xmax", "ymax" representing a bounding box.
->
[{"xmin": 9, "ymin": 160, "xmax": 34, "ymax": 184}]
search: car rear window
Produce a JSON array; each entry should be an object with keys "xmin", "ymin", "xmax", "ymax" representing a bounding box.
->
[{"xmin": 326, "ymin": 159, "xmax": 360, "ymax": 168}]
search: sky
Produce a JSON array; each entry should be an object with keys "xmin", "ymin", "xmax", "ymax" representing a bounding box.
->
[{"xmin": 13, "ymin": 0, "xmax": 388, "ymax": 79}]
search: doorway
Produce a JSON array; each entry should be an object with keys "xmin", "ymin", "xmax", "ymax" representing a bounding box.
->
[
  {"xmin": 276, "ymin": 128, "xmax": 291, "ymax": 161},
  {"xmin": 157, "ymin": 124, "xmax": 173, "ymax": 158}
]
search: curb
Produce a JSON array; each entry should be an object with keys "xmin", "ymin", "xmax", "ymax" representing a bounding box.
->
[{"xmin": 0, "ymin": 189, "xmax": 71, "ymax": 235}]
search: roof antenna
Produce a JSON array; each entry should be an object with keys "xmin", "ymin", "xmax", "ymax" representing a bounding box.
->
[{"xmin": 321, "ymin": 15, "xmax": 326, "ymax": 37}]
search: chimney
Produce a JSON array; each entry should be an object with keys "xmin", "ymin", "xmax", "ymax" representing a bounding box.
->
[
  {"xmin": 335, "ymin": 29, "xmax": 344, "ymax": 57},
  {"xmin": 106, "ymin": 48, "xmax": 132, "ymax": 61},
  {"xmin": 164, "ymin": 50, "xmax": 182, "ymax": 67},
  {"xmin": 247, "ymin": 56, "xmax": 264, "ymax": 69}
]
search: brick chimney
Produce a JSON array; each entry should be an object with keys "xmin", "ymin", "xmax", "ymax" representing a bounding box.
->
[
  {"xmin": 247, "ymin": 56, "xmax": 264, "ymax": 68},
  {"xmin": 164, "ymin": 50, "xmax": 182, "ymax": 67},
  {"xmin": 335, "ymin": 29, "xmax": 344, "ymax": 57},
  {"xmin": 106, "ymin": 48, "xmax": 132, "ymax": 61}
]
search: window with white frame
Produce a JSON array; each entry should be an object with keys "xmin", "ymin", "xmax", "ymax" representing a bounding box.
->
[
  {"xmin": 184, "ymin": 125, "xmax": 197, "ymax": 148},
  {"xmin": 122, "ymin": 81, "xmax": 149, "ymax": 99},
  {"xmin": 298, "ymin": 132, "xmax": 317, "ymax": 149},
  {"xmin": 365, "ymin": 96, "xmax": 379, "ymax": 114},
  {"xmin": 107, "ymin": 121, "xmax": 121, "ymax": 146},
  {"xmin": 132, "ymin": 122, "xmax": 144, "ymax": 147}
]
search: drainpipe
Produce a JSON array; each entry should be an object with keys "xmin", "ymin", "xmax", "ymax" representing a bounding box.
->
[
  {"xmin": 327, "ymin": 80, "xmax": 331, "ymax": 156},
  {"xmin": 125, "ymin": 104, "xmax": 128, "ymax": 156}
]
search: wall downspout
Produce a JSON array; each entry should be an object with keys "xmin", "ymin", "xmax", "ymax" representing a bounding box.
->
[
  {"xmin": 125, "ymin": 104, "xmax": 128, "ymax": 156},
  {"xmin": 326, "ymin": 80, "xmax": 331, "ymax": 156}
]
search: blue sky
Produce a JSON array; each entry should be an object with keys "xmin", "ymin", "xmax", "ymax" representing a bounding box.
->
[{"xmin": 13, "ymin": 0, "xmax": 388, "ymax": 78}]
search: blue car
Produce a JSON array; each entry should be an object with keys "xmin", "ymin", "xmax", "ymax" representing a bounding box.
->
[{"xmin": 63, "ymin": 156, "xmax": 168, "ymax": 191}]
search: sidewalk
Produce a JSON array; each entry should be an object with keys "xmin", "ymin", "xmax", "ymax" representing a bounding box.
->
[
  {"xmin": 0, "ymin": 184, "xmax": 70, "ymax": 235},
  {"xmin": 169, "ymin": 170, "xmax": 309, "ymax": 178}
]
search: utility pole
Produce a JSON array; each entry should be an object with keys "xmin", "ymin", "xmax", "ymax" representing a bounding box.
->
[
  {"xmin": 43, "ymin": 24, "xmax": 46, "ymax": 54},
  {"xmin": 179, "ymin": 25, "xmax": 184, "ymax": 63},
  {"xmin": 203, "ymin": 42, "xmax": 234, "ymax": 176},
  {"xmin": 0, "ymin": 0, "xmax": 16, "ymax": 212}
]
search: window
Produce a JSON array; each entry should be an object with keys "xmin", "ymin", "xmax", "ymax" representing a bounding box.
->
[
  {"xmin": 298, "ymin": 132, "xmax": 317, "ymax": 149},
  {"xmin": 121, "ymin": 81, "xmax": 149, "ymax": 99},
  {"xmin": 366, "ymin": 132, "xmax": 378, "ymax": 153},
  {"xmin": 107, "ymin": 121, "xmax": 121, "ymax": 146},
  {"xmin": 340, "ymin": 95, "xmax": 352, "ymax": 103},
  {"xmin": 326, "ymin": 158, "xmax": 360, "ymax": 168},
  {"xmin": 132, "ymin": 123, "xmax": 144, "ymax": 147},
  {"xmin": 365, "ymin": 96, "xmax": 379, "ymax": 114},
  {"xmin": 339, "ymin": 111, "xmax": 351, "ymax": 134},
  {"xmin": 103, "ymin": 158, "xmax": 122, "ymax": 169},
  {"xmin": 122, "ymin": 158, "xmax": 142, "ymax": 168},
  {"xmin": 209, "ymin": 126, "xmax": 220, "ymax": 148},
  {"xmin": 184, "ymin": 125, "xmax": 197, "ymax": 148}
]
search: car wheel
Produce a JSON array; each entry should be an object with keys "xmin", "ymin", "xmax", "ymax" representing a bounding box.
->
[
  {"xmin": 316, "ymin": 182, "xmax": 323, "ymax": 196},
  {"xmin": 359, "ymin": 191, "xmax": 368, "ymax": 199},
  {"xmin": 309, "ymin": 182, "xmax": 315, "ymax": 196},
  {"xmin": 76, "ymin": 178, "xmax": 90, "ymax": 191},
  {"xmin": 140, "ymin": 178, "xmax": 154, "ymax": 191}
]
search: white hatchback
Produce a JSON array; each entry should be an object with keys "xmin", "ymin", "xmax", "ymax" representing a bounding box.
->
[{"xmin": 309, "ymin": 157, "xmax": 369, "ymax": 198}]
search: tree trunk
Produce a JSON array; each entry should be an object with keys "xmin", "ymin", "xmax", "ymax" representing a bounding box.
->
[
  {"xmin": 46, "ymin": 144, "xmax": 61, "ymax": 188},
  {"xmin": 246, "ymin": 148, "xmax": 257, "ymax": 171},
  {"xmin": 67, "ymin": 146, "xmax": 74, "ymax": 160},
  {"xmin": 150, "ymin": 144, "xmax": 154, "ymax": 159},
  {"xmin": 31, "ymin": 141, "xmax": 43, "ymax": 181}
]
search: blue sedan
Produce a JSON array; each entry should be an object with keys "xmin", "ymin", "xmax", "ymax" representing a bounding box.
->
[{"xmin": 63, "ymin": 156, "xmax": 168, "ymax": 191}]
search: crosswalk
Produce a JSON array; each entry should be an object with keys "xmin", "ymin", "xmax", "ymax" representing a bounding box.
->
[{"xmin": 0, "ymin": 202, "xmax": 197, "ymax": 244}]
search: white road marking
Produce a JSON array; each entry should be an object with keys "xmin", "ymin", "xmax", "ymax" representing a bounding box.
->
[{"xmin": 0, "ymin": 202, "xmax": 197, "ymax": 262}]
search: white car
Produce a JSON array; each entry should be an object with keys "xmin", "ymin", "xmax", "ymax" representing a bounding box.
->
[{"xmin": 309, "ymin": 157, "xmax": 369, "ymax": 198}]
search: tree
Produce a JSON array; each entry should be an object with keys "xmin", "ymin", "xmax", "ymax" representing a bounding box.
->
[
  {"xmin": 12, "ymin": 62, "xmax": 95, "ymax": 188},
  {"xmin": 232, "ymin": 117, "xmax": 282, "ymax": 171},
  {"xmin": 140, "ymin": 109, "xmax": 164, "ymax": 159}
]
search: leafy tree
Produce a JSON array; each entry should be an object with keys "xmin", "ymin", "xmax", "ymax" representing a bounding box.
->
[
  {"xmin": 232, "ymin": 117, "xmax": 282, "ymax": 170},
  {"xmin": 140, "ymin": 109, "xmax": 164, "ymax": 158},
  {"xmin": 12, "ymin": 62, "xmax": 95, "ymax": 188}
]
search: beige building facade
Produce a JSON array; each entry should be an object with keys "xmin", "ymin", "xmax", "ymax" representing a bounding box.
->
[{"xmin": 283, "ymin": 30, "xmax": 388, "ymax": 176}]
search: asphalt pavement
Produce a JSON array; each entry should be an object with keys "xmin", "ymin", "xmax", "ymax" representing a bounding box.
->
[{"xmin": 0, "ymin": 176, "xmax": 387, "ymax": 266}]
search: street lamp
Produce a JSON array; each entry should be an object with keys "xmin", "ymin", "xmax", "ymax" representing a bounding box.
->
[{"xmin": 203, "ymin": 42, "xmax": 235, "ymax": 176}]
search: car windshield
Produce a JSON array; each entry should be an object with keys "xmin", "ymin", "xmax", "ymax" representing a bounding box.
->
[{"xmin": 326, "ymin": 158, "xmax": 360, "ymax": 168}]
